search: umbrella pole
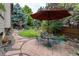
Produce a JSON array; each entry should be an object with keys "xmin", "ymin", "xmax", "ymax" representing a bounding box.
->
[
  {"xmin": 48, "ymin": 20, "xmax": 50, "ymax": 33},
  {"xmin": 47, "ymin": 20, "xmax": 51, "ymax": 47}
]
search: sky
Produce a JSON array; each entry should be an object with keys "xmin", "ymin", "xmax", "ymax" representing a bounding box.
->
[{"xmin": 19, "ymin": 3, "xmax": 46, "ymax": 13}]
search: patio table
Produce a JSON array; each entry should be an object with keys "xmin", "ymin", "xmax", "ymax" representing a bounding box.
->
[
  {"xmin": 40, "ymin": 34, "xmax": 56, "ymax": 47},
  {"xmin": 39, "ymin": 32, "xmax": 63, "ymax": 47}
]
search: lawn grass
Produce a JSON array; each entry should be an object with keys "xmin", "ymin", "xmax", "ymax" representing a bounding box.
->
[{"xmin": 19, "ymin": 29, "xmax": 40, "ymax": 38}]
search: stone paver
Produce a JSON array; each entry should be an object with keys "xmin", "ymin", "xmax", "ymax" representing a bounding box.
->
[
  {"xmin": 22, "ymin": 39, "xmax": 76, "ymax": 56},
  {"xmin": 0, "ymin": 51, "xmax": 3, "ymax": 56},
  {"xmin": 12, "ymin": 41, "xmax": 23, "ymax": 49},
  {"xmin": 22, "ymin": 39, "xmax": 52, "ymax": 56},
  {"xmin": 5, "ymin": 50, "xmax": 20, "ymax": 56},
  {"xmin": 4, "ymin": 30, "xmax": 29, "ymax": 56},
  {"xmin": 1, "ymin": 30, "xmax": 76, "ymax": 56}
]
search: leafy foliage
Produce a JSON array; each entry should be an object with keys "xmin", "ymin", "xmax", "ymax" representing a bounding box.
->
[
  {"xmin": 74, "ymin": 4, "xmax": 79, "ymax": 21},
  {"xmin": 22, "ymin": 5, "xmax": 33, "ymax": 26},
  {"xmin": 12, "ymin": 3, "xmax": 26, "ymax": 21},
  {"xmin": 74, "ymin": 4, "xmax": 79, "ymax": 12},
  {"xmin": 0, "ymin": 3, "xmax": 5, "ymax": 11},
  {"xmin": 58, "ymin": 35, "xmax": 66, "ymax": 41},
  {"xmin": 11, "ymin": 3, "xmax": 27, "ymax": 29},
  {"xmin": 0, "ymin": 3, "xmax": 5, "ymax": 19},
  {"xmin": 40, "ymin": 21, "xmax": 48, "ymax": 32},
  {"xmin": 49, "ymin": 21, "xmax": 63, "ymax": 33},
  {"xmin": 22, "ymin": 5, "xmax": 32, "ymax": 15},
  {"xmin": 11, "ymin": 3, "xmax": 27, "ymax": 27},
  {"xmin": 52, "ymin": 35, "xmax": 66, "ymax": 41},
  {"xmin": 32, "ymin": 20, "xmax": 41, "ymax": 29}
]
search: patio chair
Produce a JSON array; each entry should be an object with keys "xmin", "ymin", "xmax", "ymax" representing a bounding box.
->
[
  {"xmin": 36, "ymin": 36, "xmax": 45, "ymax": 45},
  {"xmin": 41, "ymin": 32, "xmax": 48, "ymax": 38},
  {"xmin": 49, "ymin": 38, "xmax": 60, "ymax": 47},
  {"xmin": 48, "ymin": 35, "xmax": 66, "ymax": 47}
]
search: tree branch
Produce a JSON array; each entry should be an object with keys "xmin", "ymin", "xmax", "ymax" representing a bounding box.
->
[{"xmin": 0, "ymin": 14, "xmax": 4, "ymax": 20}]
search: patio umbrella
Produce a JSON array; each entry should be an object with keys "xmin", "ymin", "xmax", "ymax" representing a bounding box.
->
[
  {"xmin": 31, "ymin": 9, "xmax": 71, "ymax": 20},
  {"xmin": 31, "ymin": 8, "xmax": 71, "ymax": 32}
]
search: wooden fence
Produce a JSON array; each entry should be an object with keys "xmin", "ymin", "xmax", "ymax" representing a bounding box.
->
[{"xmin": 60, "ymin": 27, "xmax": 79, "ymax": 39}]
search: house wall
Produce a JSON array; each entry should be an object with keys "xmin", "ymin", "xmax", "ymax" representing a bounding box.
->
[
  {"xmin": 0, "ymin": 12, "xmax": 5, "ymax": 33},
  {"xmin": 4, "ymin": 3, "xmax": 11, "ymax": 28},
  {"xmin": 0, "ymin": 3, "xmax": 11, "ymax": 33}
]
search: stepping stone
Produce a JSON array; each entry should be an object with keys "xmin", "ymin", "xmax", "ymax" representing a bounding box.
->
[
  {"xmin": 5, "ymin": 50, "xmax": 20, "ymax": 56},
  {"xmin": 22, "ymin": 39, "xmax": 52, "ymax": 56},
  {"xmin": 0, "ymin": 52, "xmax": 3, "ymax": 56},
  {"xmin": 12, "ymin": 41, "xmax": 23, "ymax": 49}
]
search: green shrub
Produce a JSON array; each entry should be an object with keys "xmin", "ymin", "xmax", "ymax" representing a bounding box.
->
[
  {"xmin": 41, "ymin": 21, "xmax": 48, "ymax": 32},
  {"xmin": 58, "ymin": 35, "xmax": 66, "ymax": 41},
  {"xmin": 53, "ymin": 35, "xmax": 66, "ymax": 41},
  {"xmin": 19, "ymin": 29, "xmax": 40, "ymax": 38},
  {"xmin": 49, "ymin": 21, "xmax": 63, "ymax": 33}
]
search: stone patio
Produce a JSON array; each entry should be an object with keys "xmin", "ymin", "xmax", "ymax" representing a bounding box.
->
[{"xmin": 0, "ymin": 30, "xmax": 77, "ymax": 56}]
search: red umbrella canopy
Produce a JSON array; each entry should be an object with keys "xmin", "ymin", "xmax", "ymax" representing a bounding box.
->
[{"xmin": 31, "ymin": 9, "xmax": 71, "ymax": 20}]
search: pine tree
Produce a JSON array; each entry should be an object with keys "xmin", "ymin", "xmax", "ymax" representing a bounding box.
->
[{"xmin": 11, "ymin": 3, "xmax": 27, "ymax": 29}]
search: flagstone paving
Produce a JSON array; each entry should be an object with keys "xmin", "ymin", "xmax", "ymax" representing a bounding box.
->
[
  {"xmin": 0, "ymin": 29, "xmax": 77, "ymax": 56},
  {"xmin": 21, "ymin": 39, "xmax": 76, "ymax": 56},
  {"xmin": 4, "ymin": 30, "xmax": 30, "ymax": 56}
]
